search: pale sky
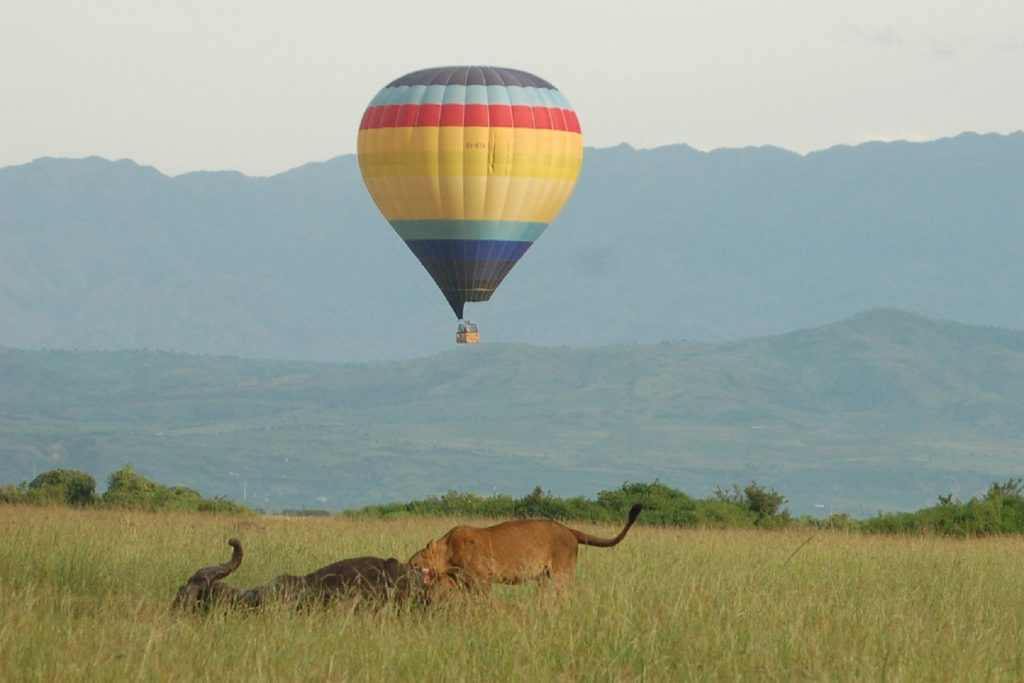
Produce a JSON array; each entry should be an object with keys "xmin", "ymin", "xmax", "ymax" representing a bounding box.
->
[{"xmin": 2, "ymin": 0, "xmax": 1022, "ymax": 177}]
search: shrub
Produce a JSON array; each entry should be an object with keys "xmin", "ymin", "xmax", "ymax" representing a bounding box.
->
[
  {"xmin": 26, "ymin": 469, "xmax": 98, "ymax": 506},
  {"xmin": 101, "ymin": 464, "xmax": 252, "ymax": 514},
  {"xmin": 713, "ymin": 481, "xmax": 790, "ymax": 527},
  {"xmin": 514, "ymin": 486, "xmax": 573, "ymax": 519},
  {"xmin": 0, "ymin": 484, "xmax": 25, "ymax": 504},
  {"xmin": 102, "ymin": 464, "xmax": 162, "ymax": 509},
  {"xmin": 863, "ymin": 479, "xmax": 1024, "ymax": 536},
  {"xmin": 197, "ymin": 496, "xmax": 251, "ymax": 514}
]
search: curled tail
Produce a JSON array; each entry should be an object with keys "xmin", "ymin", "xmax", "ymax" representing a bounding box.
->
[
  {"xmin": 185, "ymin": 538, "xmax": 243, "ymax": 585},
  {"xmin": 172, "ymin": 539, "xmax": 244, "ymax": 611},
  {"xmin": 572, "ymin": 503, "xmax": 643, "ymax": 547}
]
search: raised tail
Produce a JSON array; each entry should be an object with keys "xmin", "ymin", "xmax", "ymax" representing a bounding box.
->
[
  {"xmin": 172, "ymin": 539, "xmax": 244, "ymax": 611},
  {"xmin": 185, "ymin": 538, "xmax": 243, "ymax": 585},
  {"xmin": 572, "ymin": 503, "xmax": 643, "ymax": 547}
]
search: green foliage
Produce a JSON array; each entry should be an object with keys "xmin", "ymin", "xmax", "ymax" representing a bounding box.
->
[
  {"xmin": 597, "ymin": 480, "xmax": 694, "ymax": 523},
  {"xmin": 514, "ymin": 486, "xmax": 596, "ymax": 521},
  {"xmin": 0, "ymin": 465, "xmax": 251, "ymax": 515},
  {"xmin": 26, "ymin": 468, "xmax": 98, "ymax": 506},
  {"xmin": 0, "ymin": 484, "xmax": 25, "ymax": 504},
  {"xmin": 196, "ymin": 496, "xmax": 252, "ymax": 514},
  {"xmin": 862, "ymin": 479, "xmax": 1024, "ymax": 536},
  {"xmin": 349, "ymin": 477, "xmax": 1024, "ymax": 536},
  {"xmin": 6, "ymin": 466, "xmax": 1024, "ymax": 536},
  {"xmin": 713, "ymin": 481, "xmax": 790, "ymax": 527},
  {"xmin": 346, "ymin": 480, "xmax": 781, "ymax": 529},
  {"xmin": 349, "ymin": 489, "xmax": 516, "ymax": 520},
  {"xmin": 102, "ymin": 465, "xmax": 162, "ymax": 509},
  {"xmin": 102, "ymin": 465, "xmax": 250, "ymax": 513}
]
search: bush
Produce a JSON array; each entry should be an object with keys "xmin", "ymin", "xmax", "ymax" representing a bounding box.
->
[
  {"xmin": 713, "ymin": 481, "xmax": 790, "ymax": 527},
  {"xmin": 346, "ymin": 480, "xmax": 783, "ymax": 529},
  {"xmin": 197, "ymin": 496, "xmax": 251, "ymax": 514},
  {"xmin": 598, "ymin": 480, "xmax": 700, "ymax": 526},
  {"xmin": 102, "ymin": 464, "xmax": 252, "ymax": 514},
  {"xmin": 514, "ymin": 486, "xmax": 575, "ymax": 520},
  {"xmin": 863, "ymin": 479, "xmax": 1024, "ymax": 536},
  {"xmin": 0, "ymin": 484, "xmax": 25, "ymax": 504},
  {"xmin": 102, "ymin": 465, "xmax": 163, "ymax": 510},
  {"xmin": 26, "ymin": 469, "xmax": 98, "ymax": 506}
]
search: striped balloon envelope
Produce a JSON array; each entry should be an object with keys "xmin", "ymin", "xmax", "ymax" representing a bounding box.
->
[{"xmin": 357, "ymin": 65, "xmax": 583, "ymax": 321}]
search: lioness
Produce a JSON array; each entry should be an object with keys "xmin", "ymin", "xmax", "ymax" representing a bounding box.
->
[{"xmin": 409, "ymin": 503, "xmax": 643, "ymax": 591}]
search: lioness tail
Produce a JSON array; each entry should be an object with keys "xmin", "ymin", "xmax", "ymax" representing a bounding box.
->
[{"xmin": 572, "ymin": 503, "xmax": 643, "ymax": 547}]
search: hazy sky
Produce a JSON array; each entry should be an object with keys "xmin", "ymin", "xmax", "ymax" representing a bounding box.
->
[{"xmin": 3, "ymin": 0, "xmax": 1022, "ymax": 176}]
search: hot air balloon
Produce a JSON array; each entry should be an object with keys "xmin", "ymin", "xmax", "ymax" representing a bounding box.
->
[{"xmin": 357, "ymin": 66, "xmax": 583, "ymax": 344}]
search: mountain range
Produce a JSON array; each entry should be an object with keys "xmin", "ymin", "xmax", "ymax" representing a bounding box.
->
[
  {"xmin": 2, "ymin": 132, "xmax": 1022, "ymax": 362},
  {"xmin": 2, "ymin": 309, "xmax": 1021, "ymax": 515}
]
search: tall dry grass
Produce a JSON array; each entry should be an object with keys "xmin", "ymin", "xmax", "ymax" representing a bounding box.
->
[{"xmin": 1, "ymin": 505, "xmax": 1022, "ymax": 682}]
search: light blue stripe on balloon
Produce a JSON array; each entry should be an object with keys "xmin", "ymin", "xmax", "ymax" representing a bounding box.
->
[
  {"xmin": 548, "ymin": 89, "xmax": 573, "ymax": 109},
  {"xmin": 465, "ymin": 84, "xmax": 488, "ymax": 104},
  {"xmin": 390, "ymin": 219, "xmax": 548, "ymax": 242},
  {"xmin": 441, "ymin": 84, "xmax": 466, "ymax": 104},
  {"xmin": 506, "ymin": 87, "xmax": 536, "ymax": 106},
  {"xmin": 420, "ymin": 85, "xmax": 446, "ymax": 104},
  {"xmin": 374, "ymin": 85, "xmax": 571, "ymax": 109},
  {"xmin": 537, "ymin": 87, "xmax": 561, "ymax": 109},
  {"xmin": 486, "ymin": 85, "xmax": 512, "ymax": 106}
]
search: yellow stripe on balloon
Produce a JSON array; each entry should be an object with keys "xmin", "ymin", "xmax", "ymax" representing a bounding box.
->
[
  {"xmin": 358, "ymin": 124, "xmax": 582, "ymax": 223},
  {"xmin": 363, "ymin": 175, "xmax": 578, "ymax": 222},
  {"xmin": 357, "ymin": 128, "xmax": 583, "ymax": 180}
]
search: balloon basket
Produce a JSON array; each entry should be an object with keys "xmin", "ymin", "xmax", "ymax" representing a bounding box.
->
[{"xmin": 456, "ymin": 320, "xmax": 480, "ymax": 344}]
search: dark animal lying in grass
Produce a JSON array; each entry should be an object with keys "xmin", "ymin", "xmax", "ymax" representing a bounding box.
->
[{"xmin": 172, "ymin": 538, "xmax": 424, "ymax": 611}]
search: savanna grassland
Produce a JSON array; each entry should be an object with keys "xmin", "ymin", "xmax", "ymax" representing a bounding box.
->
[{"xmin": 1, "ymin": 506, "xmax": 1022, "ymax": 682}]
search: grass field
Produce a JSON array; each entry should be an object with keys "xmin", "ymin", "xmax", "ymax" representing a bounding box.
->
[{"xmin": 1, "ymin": 506, "xmax": 1022, "ymax": 682}]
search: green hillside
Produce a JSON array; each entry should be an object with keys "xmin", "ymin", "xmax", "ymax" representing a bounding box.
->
[{"xmin": 2, "ymin": 309, "xmax": 1021, "ymax": 515}]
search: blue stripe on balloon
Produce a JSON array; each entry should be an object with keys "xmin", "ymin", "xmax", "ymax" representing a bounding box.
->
[
  {"xmin": 390, "ymin": 219, "xmax": 546, "ymax": 242},
  {"xmin": 404, "ymin": 239, "xmax": 533, "ymax": 262}
]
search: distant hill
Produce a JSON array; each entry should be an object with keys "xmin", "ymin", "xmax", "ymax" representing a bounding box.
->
[
  {"xmin": 2, "ymin": 309, "xmax": 1021, "ymax": 515},
  {"xmin": 1, "ymin": 132, "xmax": 1022, "ymax": 362}
]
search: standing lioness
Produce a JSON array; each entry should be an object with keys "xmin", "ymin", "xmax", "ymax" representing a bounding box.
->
[{"xmin": 409, "ymin": 503, "xmax": 642, "ymax": 591}]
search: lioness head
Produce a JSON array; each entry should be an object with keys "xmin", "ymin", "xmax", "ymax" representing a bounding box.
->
[{"xmin": 408, "ymin": 539, "xmax": 456, "ymax": 588}]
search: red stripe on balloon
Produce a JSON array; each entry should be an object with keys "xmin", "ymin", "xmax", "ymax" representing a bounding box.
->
[
  {"xmin": 532, "ymin": 107, "xmax": 552, "ymax": 130},
  {"xmin": 550, "ymin": 108, "xmax": 566, "ymax": 131},
  {"xmin": 463, "ymin": 104, "xmax": 489, "ymax": 126},
  {"xmin": 360, "ymin": 104, "xmax": 581, "ymax": 133},
  {"xmin": 396, "ymin": 104, "xmax": 419, "ymax": 127},
  {"xmin": 379, "ymin": 105, "xmax": 400, "ymax": 127},
  {"xmin": 489, "ymin": 105, "xmax": 514, "ymax": 127},
  {"xmin": 511, "ymin": 105, "xmax": 534, "ymax": 128},
  {"xmin": 417, "ymin": 104, "xmax": 441, "ymax": 126},
  {"xmin": 365, "ymin": 106, "xmax": 384, "ymax": 129}
]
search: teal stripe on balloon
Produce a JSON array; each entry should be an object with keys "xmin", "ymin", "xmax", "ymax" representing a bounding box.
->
[
  {"xmin": 373, "ymin": 85, "xmax": 570, "ymax": 109},
  {"xmin": 442, "ymin": 85, "xmax": 467, "ymax": 105},
  {"xmin": 390, "ymin": 219, "xmax": 548, "ymax": 242},
  {"xmin": 485, "ymin": 85, "xmax": 512, "ymax": 106}
]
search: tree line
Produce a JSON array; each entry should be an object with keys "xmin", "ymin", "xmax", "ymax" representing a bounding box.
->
[
  {"xmin": 0, "ymin": 464, "xmax": 249, "ymax": 513},
  {"xmin": 343, "ymin": 478, "xmax": 1024, "ymax": 536},
  {"xmin": 3, "ymin": 466, "xmax": 1023, "ymax": 536}
]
